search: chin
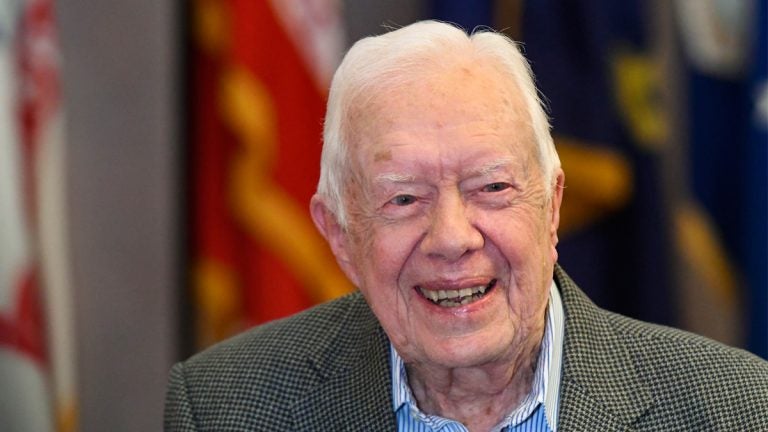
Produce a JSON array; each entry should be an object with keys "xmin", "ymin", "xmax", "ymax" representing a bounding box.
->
[{"xmin": 421, "ymin": 334, "xmax": 512, "ymax": 369}]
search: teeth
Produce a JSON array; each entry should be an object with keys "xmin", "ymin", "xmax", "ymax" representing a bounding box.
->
[
  {"xmin": 438, "ymin": 290, "xmax": 458, "ymax": 300},
  {"xmin": 419, "ymin": 284, "xmax": 492, "ymax": 307},
  {"xmin": 426, "ymin": 290, "xmax": 439, "ymax": 302}
]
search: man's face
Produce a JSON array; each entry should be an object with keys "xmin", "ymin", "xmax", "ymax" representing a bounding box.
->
[{"xmin": 314, "ymin": 63, "xmax": 563, "ymax": 369}]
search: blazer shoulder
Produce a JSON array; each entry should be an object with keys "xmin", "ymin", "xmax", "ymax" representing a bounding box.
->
[
  {"xmin": 607, "ymin": 310, "xmax": 768, "ymax": 379},
  {"xmin": 556, "ymin": 264, "xmax": 767, "ymax": 384},
  {"xmin": 608, "ymin": 309, "xmax": 766, "ymax": 365},
  {"xmin": 606, "ymin": 310, "xmax": 768, "ymax": 426},
  {"xmin": 166, "ymin": 292, "xmax": 378, "ymax": 430},
  {"xmin": 184, "ymin": 291, "xmax": 371, "ymax": 375}
]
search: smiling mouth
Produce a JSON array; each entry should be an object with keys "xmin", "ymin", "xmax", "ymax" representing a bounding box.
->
[{"xmin": 416, "ymin": 279, "xmax": 497, "ymax": 308}]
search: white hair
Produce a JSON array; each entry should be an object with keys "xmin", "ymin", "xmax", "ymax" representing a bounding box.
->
[{"xmin": 317, "ymin": 20, "xmax": 560, "ymax": 227}]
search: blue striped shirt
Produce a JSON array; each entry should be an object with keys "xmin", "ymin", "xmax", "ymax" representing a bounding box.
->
[{"xmin": 391, "ymin": 281, "xmax": 565, "ymax": 432}]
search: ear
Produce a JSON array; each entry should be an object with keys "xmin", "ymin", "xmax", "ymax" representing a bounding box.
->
[
  {"xmin": 310, "ymin": 195, "xmax": 360, "ymax": 286},
  {"xmin": 548, "ymin": 169, "xmax": 565, "ymax": 261}
]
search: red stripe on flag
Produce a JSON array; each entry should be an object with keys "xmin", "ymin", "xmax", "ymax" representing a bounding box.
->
[
  {"xmin": 192, "ymin": 0, "xmax": 336, "ymax": 337},
  {"xmin": 0, "ymin": 267, "xmax": 48, "ymax": 366}
]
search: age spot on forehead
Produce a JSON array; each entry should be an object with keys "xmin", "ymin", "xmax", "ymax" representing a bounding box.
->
[{"xmin": 374, "ymin": 149, "xmax": 392, "ymax": 162}]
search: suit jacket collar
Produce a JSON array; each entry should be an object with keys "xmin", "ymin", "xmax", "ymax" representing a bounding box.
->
[
  {"xmin": 293, "ymin": 265, "xmax": 653, "ymax": 431},
  {"xmin": 555, "ymin": 265, "xmax": 653, "ymax": 431}
]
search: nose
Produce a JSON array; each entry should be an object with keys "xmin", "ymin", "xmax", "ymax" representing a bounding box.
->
[{"xmin": 419, "ymin": 191, "xmax": 484, "ymax": 262}]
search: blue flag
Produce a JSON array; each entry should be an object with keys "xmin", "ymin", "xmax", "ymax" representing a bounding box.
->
[{"xmin": 520, "ymin": 0, "xmax": 675, "ymax": 325}]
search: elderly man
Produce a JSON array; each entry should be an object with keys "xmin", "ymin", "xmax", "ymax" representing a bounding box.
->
[{"xmin": 165, "ymin": 21, "xmax": 768, "ymax": 431}]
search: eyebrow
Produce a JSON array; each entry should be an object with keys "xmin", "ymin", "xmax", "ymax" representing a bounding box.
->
[
  {"xmin": 373, "ymin": 158, "xmax": 515, "ymax": 184},
  {"xmin": 374, "ymin": 172, "xmax": 416, "ymax": 184},
  {"xmin": 470, "ymin": 158, "xmax": 515, "ymax": 177}
]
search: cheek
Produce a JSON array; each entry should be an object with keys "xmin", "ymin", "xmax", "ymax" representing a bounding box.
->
[
  {"xmin": 370, "ymin": 224, "xmax": 421, "ymax": 276},
  {"xmin": 481, "ymin": 211, "xmax": 552, "ymax": 290},
  {"xmin": 480, "ymin": 211, "xmax": 542, "ymax": 257},
  {"xmin": 355, "ymin": 227, "xmax": 421, "ymax": 347},
  {"xmin": 349, "ymin": 219, "xmax": 423, "ymax": 289}
]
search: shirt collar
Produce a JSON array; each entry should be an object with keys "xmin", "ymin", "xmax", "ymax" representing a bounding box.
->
[{"xmin": 390, "ymin": 280, "xmax": 565, "ymax": 431}]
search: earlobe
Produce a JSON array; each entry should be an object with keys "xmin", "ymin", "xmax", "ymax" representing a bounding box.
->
[{"xmin": 309, "ymin": 195, "xmax": 360, "ymax": 285}]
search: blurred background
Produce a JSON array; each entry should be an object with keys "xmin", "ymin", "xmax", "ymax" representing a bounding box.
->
[{"xmin": 0, "ymin": 0, "xmax": 765, "ymax": 430}]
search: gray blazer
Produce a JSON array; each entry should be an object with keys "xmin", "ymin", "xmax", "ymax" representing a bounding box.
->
[{"xmin": 165, "ymin": 266, "xmax": 768, "ymax": 431}]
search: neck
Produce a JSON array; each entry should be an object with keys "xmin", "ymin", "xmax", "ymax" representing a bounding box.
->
[{"xmin": 405, "ymin": 326, "xmax": 545, "ymax": 432}]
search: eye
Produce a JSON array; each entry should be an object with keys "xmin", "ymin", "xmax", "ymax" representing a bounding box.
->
[
  {"xmin": 390, "ymin": 194, "xmax": 416, "ymax": 206},
  {"xmin": 482, "ymin": 182, "xmax": 511, "ymax": 193}
]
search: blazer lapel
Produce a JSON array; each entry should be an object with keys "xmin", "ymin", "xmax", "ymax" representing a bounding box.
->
[
  {"xmin": 554, "ymin": 266, "xmax": 653, "ymax": 431},
  {"xmin": 292, "ymin": 299, "xmax": 397, "ymax": 430}
]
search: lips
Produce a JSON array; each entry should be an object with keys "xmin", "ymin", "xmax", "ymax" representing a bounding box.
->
[{"xmin": 416, "ymin": 279, "xmax": 497, "ymax": 308}]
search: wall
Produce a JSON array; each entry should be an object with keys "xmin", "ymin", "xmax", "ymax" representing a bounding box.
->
[{"xmin": 57, "ymin": 1, "xmax": 179, "ymax": 430}]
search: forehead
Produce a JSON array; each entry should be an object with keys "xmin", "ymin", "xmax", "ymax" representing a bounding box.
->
[
  {"xmin": 347, "ymin": 62, "xmax": 535, "ymax": 171},
  {"xmin": 366, "ymin": 63, "xmax": 523, "ymax": 121}
]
